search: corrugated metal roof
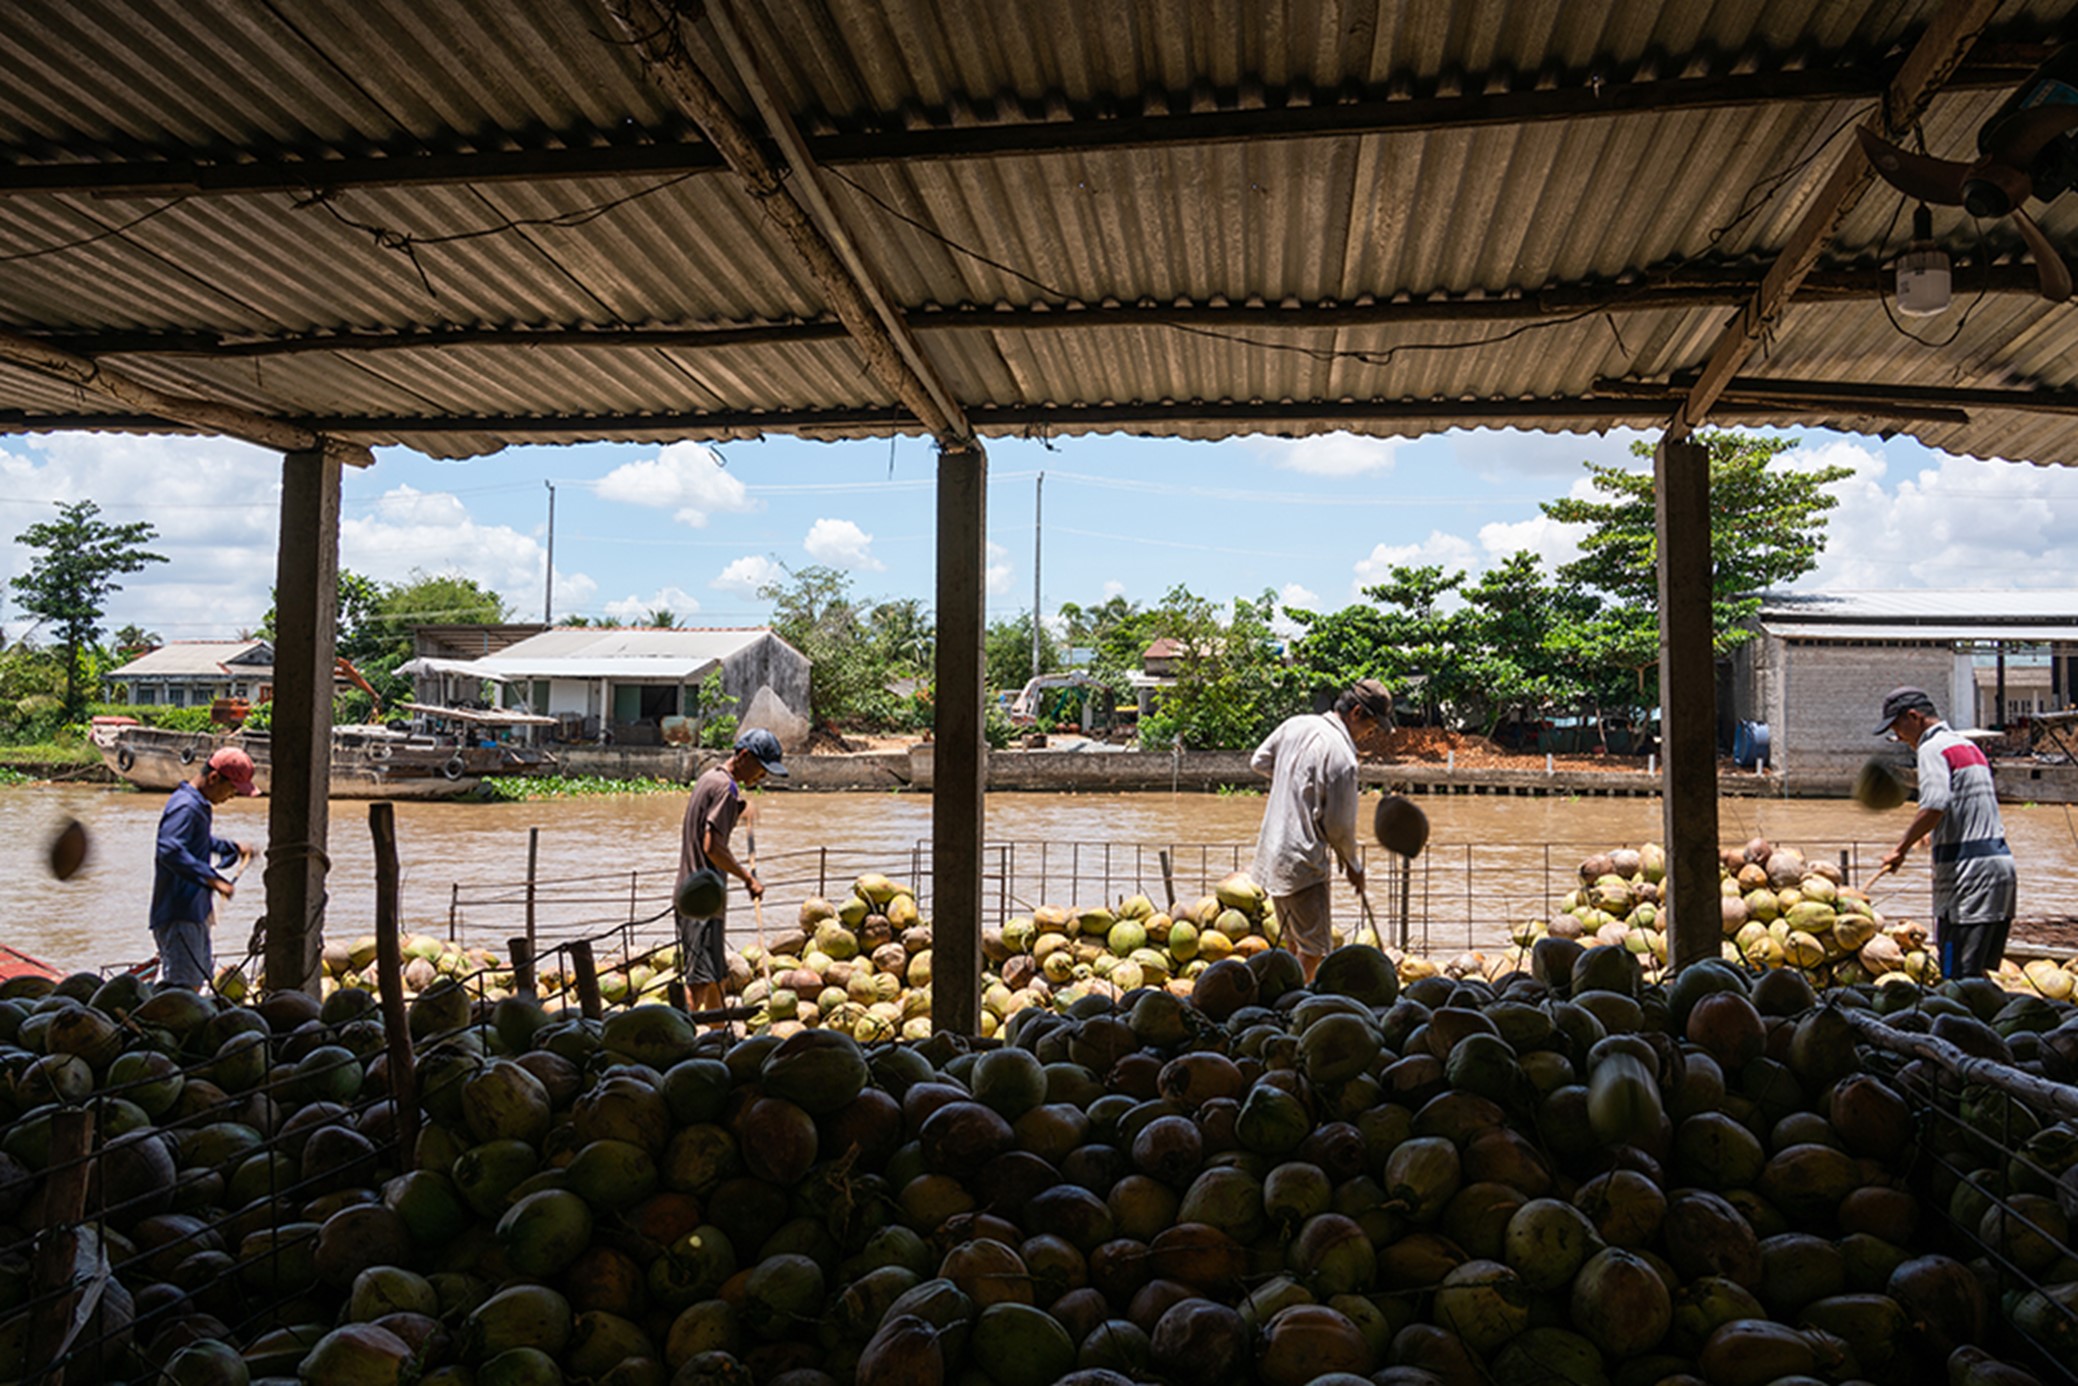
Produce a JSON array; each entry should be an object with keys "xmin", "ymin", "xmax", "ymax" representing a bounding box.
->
[
  {"xmin": 489, "ymin": 627, "xmax": 779, "ymax": 661},
  {"xmin": 109, "ymin": 640, "xmax": 270, "ymax": 676},
  {"xmin": 2, "ymin": 1, "xmax": 2076, "ymax": 462},
  {"xmin": 1762, "ymin": 590, "xmax": 2078, "ymax": 620},
  {"xmin": 473, "ymin": 656, "xmax": 720, "ymax": 681},
  {"xmin": 1768, "ymin": 622, "xmax": 2078, "ymax": 640}
]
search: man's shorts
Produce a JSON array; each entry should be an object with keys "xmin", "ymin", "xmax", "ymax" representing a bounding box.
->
[
  {"xmin": 677, "ymin": 913, "xmax": 728, "ymax": 986},
  {"xmin": 1936, "ymin": 916, "xmax": 2012, "ymax": 980},
  {"xmin": 153, "ymin": 918, "xmax": 213, "ymax": 990},
  {"xmin": 1271, "ymin": 881, "xmax": 1334, "ymax": 958}
]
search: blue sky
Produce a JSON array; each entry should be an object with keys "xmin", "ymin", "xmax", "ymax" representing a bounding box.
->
[{"xmin": 4, "ymin": 421, "xmax": 2078, "ymax": 642}]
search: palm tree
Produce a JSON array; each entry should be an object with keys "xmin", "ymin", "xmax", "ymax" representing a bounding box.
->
[{"xmin": 648, "ymin": 608, "xmax": 678, "ymax": 628}]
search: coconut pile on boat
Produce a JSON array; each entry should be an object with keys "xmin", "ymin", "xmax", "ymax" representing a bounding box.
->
[{"xmin": 4, "ymin": 935, "xmax": 2076, "ymax": 1386}]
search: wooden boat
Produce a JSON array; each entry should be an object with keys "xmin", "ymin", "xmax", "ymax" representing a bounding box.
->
[
  {"xmin": 0, "ymin": 943, "xmax": 61, "ymax": 983},
  {"xmin": 90, "ymin": 705, "xmax": 559, "ymax": 800}
]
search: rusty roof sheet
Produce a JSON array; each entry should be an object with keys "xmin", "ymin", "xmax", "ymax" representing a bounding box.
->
[{"xmin": 2, "ymin": 0, "xmax": 2076, "ymax": 462}]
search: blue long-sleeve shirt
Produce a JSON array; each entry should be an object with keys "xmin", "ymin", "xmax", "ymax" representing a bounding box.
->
[{"xmin": 150, "ymin": 782, "xmax": 235, "ymax": 930}]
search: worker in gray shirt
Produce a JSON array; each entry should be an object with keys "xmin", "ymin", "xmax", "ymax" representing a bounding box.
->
[
  {"xmin": 1874, "ymin": 686, "xmax": 2017, "ymax": 979},
  {"xmin": 1249, "ymin": 680, "xmax": 1394, "ymax": 980}
]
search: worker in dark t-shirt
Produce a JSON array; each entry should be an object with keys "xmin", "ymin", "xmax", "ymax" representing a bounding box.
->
[{"xmin": 678, "ymin": 728, "xmax": 786, "ymax": 1013}]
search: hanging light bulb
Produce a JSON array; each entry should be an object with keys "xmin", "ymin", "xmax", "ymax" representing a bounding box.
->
[{"xmin": 1895, "ymin": 204, "xmax": 1952, "ymax": 317}]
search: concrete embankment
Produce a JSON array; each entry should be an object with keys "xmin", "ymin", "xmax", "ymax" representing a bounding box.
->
[{"xmin": 548, "ymin": 745, "xmax": 2078, "ymax": 801}]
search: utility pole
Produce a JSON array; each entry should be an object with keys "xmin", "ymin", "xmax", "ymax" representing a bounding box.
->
[
  {"xmin": 543, "ymin": 481, "xmax": 556, "ymax": 624},
  {"xmin": 1030, "ymin": 471, "xmax": 1044, "ymax": 681}
]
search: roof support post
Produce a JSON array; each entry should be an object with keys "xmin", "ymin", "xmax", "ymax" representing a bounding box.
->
[
  {"xmin": 1656, "ymin": 437, "xmax": 1721, "ymax": 972},
  {"xmin": 1670, "ymin": 0, "xmax": 2002, "ymax": 436},
  {"xmin": 932, "ymin": 444, "xmax": 987, "ymax": 1037},
  {"xmin": 263, "ymin": 448, "xmax": 341, "ymax": 997}
]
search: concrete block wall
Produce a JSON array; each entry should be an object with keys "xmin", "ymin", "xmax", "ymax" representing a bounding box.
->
[{"xmin": 1778, "ymin": 642, "xmax": 1955, "ymax": 776}]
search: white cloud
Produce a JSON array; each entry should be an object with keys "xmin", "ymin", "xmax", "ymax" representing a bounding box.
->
[
  {"xmin": 1279, "ymin": 582, "xmax": 1322, "ymax": 611},
  {"xmin": 804, "ymin": 517, "xmax": 883, "ymax": 570},
  {"xmin": 1446, "ymin": 426, "xmax": 1656, "ymax": 480},
  {"xmin": 1352, "ymin": 531, "xmax": 1481, "ymax": 592},
  {"xmin": 1476, "ymin": 514, "xmax": 1587, "ymax": 572},
  {"xmin": 1102, "ymin": 579, "xmax": 1127, "ymax": 600},
  {"xmin": 712, "ymin": 554, "xmax": 784, "ymax": 595},
  {"xmin": 0, "ymin": 434, "xmax": 282, "ymax": 637},
  {"xmin": 341, "ymin": 483, "xmax": 566, "ymax": 609},
  {"xmin": 1798, "ymin": 442, "xmax": 2078, "ymax": 590},
  {"xmin": 594, "ymin": 441, "xmax": 753, "ymax": 528},
  {"xmin": 986, "ymin": 542, "xmax": 1013, "ymax": 597},
  {"xmin": 605, "ymin": 585, "xmax": 703, "ymax": 624},
  {"xmin": 1246, "ymin": 432, "xmax": 1399, "ymax": 477}
]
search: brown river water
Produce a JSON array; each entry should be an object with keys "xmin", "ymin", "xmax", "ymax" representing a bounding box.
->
[{"xmin": 4, "ymin": 784, "xmax": 2075, "ymax": 974}]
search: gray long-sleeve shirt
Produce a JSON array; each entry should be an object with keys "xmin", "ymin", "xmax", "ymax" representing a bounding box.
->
[{"xmin": 1249, "ymin": 711, "xmax": 1361, "ymax": 896}]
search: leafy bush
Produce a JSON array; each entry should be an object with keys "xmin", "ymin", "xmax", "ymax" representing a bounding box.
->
[
  {"xmin": 984, "ymin": 701, "xmax": 1017, "ymax": 750},
  {"xmin": 698, "ymin": 714, "xmax": 739, "ymax": 750}
]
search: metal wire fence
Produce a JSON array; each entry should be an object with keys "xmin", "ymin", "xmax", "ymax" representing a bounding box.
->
[
  {"xmin": 1851, "ymin": 1009, "xmax": 2078, "ymax": 1386},
  {"xmin": 433, "ymin": 835, "xmax": 1931, "ymax": 963}
]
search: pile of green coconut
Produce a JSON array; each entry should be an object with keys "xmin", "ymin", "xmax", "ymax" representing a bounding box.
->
[
  {"xmin": 1509, "ymin": 839, "xmax": 2078, "ymax": 997},
  {"xmin": 3, "ymin": 920, "xmax": 2076, "ymax": 1386}
]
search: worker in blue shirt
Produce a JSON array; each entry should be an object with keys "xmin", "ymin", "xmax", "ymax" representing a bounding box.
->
[{"xmin": 151, "ymin": 747, "xmax": 257, "ymax": 989}]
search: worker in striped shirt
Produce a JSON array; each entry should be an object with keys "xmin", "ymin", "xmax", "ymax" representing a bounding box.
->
[{"xmin": 1874, "ymin": 686, "xmax": 2017, "ymax": 979}]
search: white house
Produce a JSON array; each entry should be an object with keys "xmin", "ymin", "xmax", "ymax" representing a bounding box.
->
[
  {"xmin": 402, "ymin": 626, "xmax": 812, "ymax": 749},
  {"xmin": 106, "ymin": 641, "xmax": 273, "ymax": 709}
]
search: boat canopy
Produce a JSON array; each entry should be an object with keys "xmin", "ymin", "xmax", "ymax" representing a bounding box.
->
[{"xmin": 400, "ymin": 702, "xmax": 558, "ymax": 727}]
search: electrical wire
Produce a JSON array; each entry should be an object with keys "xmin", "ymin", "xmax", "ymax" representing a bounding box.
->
[{"xmin": 0, "ymin": 197, "xmax": 194, "ymax": 262}]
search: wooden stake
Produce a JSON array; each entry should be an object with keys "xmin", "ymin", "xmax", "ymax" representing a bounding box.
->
[
  {"xmin": 370, "ymin": 803, "xmax": 419, "ymax": 1161},
  {"xmin": 570, "ymin": 940, "xmax": 603, "ymax": 1021},
  {"xmin": 27, "ymin": 1108, "xmax": 94, "ymax": 1385},
  {"xmin": 508, "ymin": 936, "xmax": 536, "ymax": 998}
]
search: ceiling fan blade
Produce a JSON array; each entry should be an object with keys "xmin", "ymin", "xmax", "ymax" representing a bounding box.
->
[
  {"xmin": 1856, "ymin": 127, "xmax": 1969, "ymax": 205},
  {"xmin": 1982, "ymin": 103, "xmax": 2078, "ymax": 169},
  {"xmin": 2010, "ymin": 208, "xmax": 2075, "ymax": 301}
]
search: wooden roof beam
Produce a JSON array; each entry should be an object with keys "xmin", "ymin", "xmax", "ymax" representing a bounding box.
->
[
  {"xmin": 28, "ymin": 370, "xmax": 2078, "ymax": 442},
  {"xmin": 608, "ymin": 0, "xmax": 969, "ymax": 446},
  {"xmin": 14, "ymin": 264, "xmax": 2051, "ymax": 360},
  {"xmin": 0, "ymin": 328, "xmax": 371, "ymax": 466},
  {"xmin": 1671, "ymin": 0, "xmax": 2007, "ymax": 437},
  {"xmin": 0, "ymin": 46, "xmax": 2053, "ymax": 200}
]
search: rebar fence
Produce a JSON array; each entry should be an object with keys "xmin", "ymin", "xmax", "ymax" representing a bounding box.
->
[
  {"xmin": 1848, "ymin": 1008, "xmax": 2078, "ymax": 1385},
  {"xmin": 433, "ymin": 835, "xmax": 1934, "ymax": 967}
]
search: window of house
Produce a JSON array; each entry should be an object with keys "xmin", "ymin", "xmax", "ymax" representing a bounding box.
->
[{"xmin": 168, "ymin": 685, "xmax": 186, "ymax": 708}]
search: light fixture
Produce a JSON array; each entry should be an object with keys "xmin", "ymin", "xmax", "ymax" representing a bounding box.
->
[{"xmin": 1895, "ymin": 204, "xmax": 1952, "ymax": 317}]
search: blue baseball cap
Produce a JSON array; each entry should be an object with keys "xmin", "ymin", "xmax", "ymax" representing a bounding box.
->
[{"xmin": 733, "ymin": 727, "xmax": 788, "ymax": 776}]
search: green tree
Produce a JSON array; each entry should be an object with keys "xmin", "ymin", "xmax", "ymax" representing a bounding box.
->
[
  {"xmin": 759, "ymin": 565, "xmax": 894, "ymax": 727},
  {"xmin": 867, "ymin": 597, "xmax": 935, "ymax": 677},
  {"xmin": 648, "ymin": 607, "xmax": 678, "ymax": 628},
  {"xmin": 1543, "ymin": 431, "xmax": 1852, "ymax": 645},
  {"xmin": 10, "ymin": 500, "xmax": 167, "ymax": 717},
  {"xmin": 1540, "ymin": 430, "xmax": 1852, "ymax": 714},
  {"xmin": 112, "ymin": 623, "xmax": 161, "ymax": 657},
  {"xmin": 1139, "ymin": 587, "xmax": 1299, "ymax": 749},
  {"xmin": 984, "ymin": 611, "xmax": 1060, "ymax": 693}
]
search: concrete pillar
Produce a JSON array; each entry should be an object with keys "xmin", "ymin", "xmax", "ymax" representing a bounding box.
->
[
  {"xmin": 1655, "ymin": 438, "xmax": 1720, "ymax": 972},
  {"xmin": 932, "ymin": 444, "xmax": 986, "ymax": 1036},
  {"xmin": 264, "ymin": 448, "xmax": 341, "ymax": 996}
]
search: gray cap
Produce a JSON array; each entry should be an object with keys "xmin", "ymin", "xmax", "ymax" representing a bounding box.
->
[
  {"xmin": 1872, "ymin": 686, "xmax": 1937, "ymax": 735},
  {"xmin": 1349, "ymin": 678, "xmax": 1394, "ymax": 719},
  {"xmin": 733, "ymin": 726, "xmax": 789, "ymax": 776}
]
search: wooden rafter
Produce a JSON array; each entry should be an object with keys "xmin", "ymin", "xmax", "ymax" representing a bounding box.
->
[
  {"xmin": 1671, "ymin": 0, "xmax": 2009, "ymax": 436},
  {"xmin": 22, "ymin": 370, "xmax": 2078, "ymax": 444},
  {"xmin": 0, "ymin": 328, "xmax": 371, "ymax": 466},
  {"xmin": 0, "ymin": 48, "xmax": 2051, "ymax": 200},
  {"xmin": 607, "ymin": 0, "xmax": 969, "ymax": 445},
  {"xmin": 11, "ymin": 264, "xmax": 2051, "ymax": 361}
]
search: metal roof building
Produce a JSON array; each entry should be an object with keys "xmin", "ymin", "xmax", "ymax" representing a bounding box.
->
[
  {"xmin": 105, "ymin": 639, "xmax": 274, "ymax": 707},
  {"xmin": 1734, "ymin": 589, "xmax": 2078, "ymax": 780},
  {"xmin": 6, "ymin": 0, "xmax": 2076, "ymax": 1004}
]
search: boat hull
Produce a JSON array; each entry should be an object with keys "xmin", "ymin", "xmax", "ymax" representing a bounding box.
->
[{"xmin": 90, "ymin": 727, "xmax": 540, "ymax": 801}]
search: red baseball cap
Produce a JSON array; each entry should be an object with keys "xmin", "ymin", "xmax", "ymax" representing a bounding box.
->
[{"xmin": 207, "ymin": 747, "xmax": 259, "ymax": 796}]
